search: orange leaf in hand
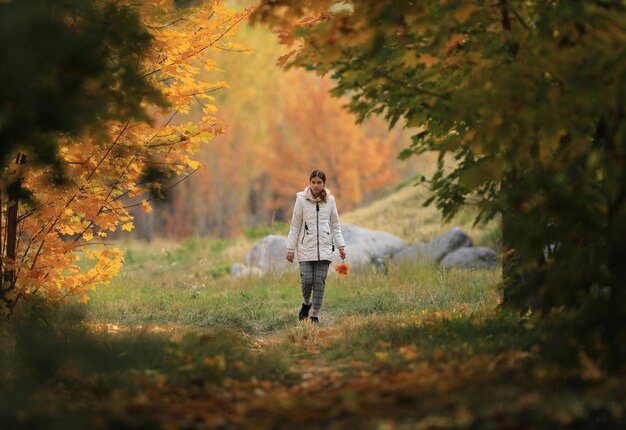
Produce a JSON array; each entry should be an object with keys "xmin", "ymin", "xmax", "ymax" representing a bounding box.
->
[{"xmin": 335, "ymin": 263, "xmax": 350, "ymax": 276}]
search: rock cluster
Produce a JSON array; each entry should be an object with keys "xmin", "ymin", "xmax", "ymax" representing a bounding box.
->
[{"xmin": 231, "ymin": 224, "xmax": 499, "ymax": 278}]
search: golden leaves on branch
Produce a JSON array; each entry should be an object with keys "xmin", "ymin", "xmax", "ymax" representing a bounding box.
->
[{"xmin": 2, "ymin": 0, "xmax": 248, "ymax": 309}]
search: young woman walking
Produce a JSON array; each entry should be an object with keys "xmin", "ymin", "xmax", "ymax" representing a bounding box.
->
[{"xmin": 286, "ymin": 169, "xmax": 347, "ymax": 323}]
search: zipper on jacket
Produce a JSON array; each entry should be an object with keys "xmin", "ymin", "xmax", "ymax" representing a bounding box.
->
[
  {"xmin": 301, "ymin": 222, "xmax": 308, "ymax": 244},
  {"xmin": 316, "ymin": 202, "xmax": 320, "ymax": 261}
]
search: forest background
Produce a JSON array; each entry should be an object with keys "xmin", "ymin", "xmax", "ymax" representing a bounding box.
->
[{"xmin": 131, "ymin": 0, "xmax": 418, "ymax": 241}]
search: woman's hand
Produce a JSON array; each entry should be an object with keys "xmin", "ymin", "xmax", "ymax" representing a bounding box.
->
[
  {"xmin": 339, "ymin": 247, "xmax": 347, "ymax": 260},
  {"xmin": 286, "ymin": 251, "xmax": 295, "ymax": 262}
]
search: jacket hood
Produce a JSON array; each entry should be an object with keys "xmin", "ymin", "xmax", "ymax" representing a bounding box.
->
[{"xmin": 299, "ymin": 186, "xmax": 332, "ymax": 202}]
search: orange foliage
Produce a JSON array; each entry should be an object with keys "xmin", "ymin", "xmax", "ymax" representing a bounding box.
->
[
  {"xmin": 266, "ymin": 71, "xmax": 399, "ymax": 214},
  {"xmin": 0, "ymin": 0, "xmax": 250, "ymax": 314}
]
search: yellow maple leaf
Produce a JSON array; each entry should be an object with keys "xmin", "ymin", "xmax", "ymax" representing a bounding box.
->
[
  {"xmin": 187, "ymin": 160, "xmax": 201, "ymax": 170},
  {"xmin": 141, "ymin": 200, "xmax": 153, "ymax": 213},
  {"xmin": 59, "ymin": 225, "xmax": 76, "ymax": 235},
  {"xmin": 122, "ymin": 222, "xmax": 134, "ymax": 232}
]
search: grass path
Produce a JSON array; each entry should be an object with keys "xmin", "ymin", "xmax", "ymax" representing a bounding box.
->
[{"xmin": 3, "ymin": 237, "xmax": 626, "ymax": 429}]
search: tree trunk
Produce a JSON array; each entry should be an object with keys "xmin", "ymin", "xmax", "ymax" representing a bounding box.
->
[
  {"xmin": 501, "ymin": 201, "xmax": 524, "ymax": 307},
  {"xmin": 607, "ymin": 191, "xmax": 626, "ymax": 369},
  {"xmin": 5, "ymin": 189, "xmax": 18, "ymax": 288},
  {"xmin": 501, "ymin": 171, "xmax": 543, "ymax": 313},
  {"xmin": 604, "ymin": 115, "xmax": 626, "ymax": 369},
  {"xmin": 3, "ymin": 153, "xmax": 26, "ymax": 314}
]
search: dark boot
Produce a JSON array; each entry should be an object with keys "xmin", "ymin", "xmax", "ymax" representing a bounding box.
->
[
  {"xmin": 298, "ymin": 303, "xmax": 311, "ymax": 321},
  {"xmin": 310, "ymin": 316, "xmax": 319, "ymax": 324}
]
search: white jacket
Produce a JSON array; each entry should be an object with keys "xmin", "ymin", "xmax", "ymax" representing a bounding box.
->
[{"xmin": 286, "ymin": 188, "xmax": 346, "ymax": 262}]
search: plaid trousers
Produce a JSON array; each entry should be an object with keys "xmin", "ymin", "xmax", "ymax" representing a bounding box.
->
[{"xmin": 299, "ymin": 260, "xmax": 331, "ymax": 314}]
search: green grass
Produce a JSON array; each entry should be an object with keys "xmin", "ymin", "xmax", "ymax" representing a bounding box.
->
[
  {"xmin": 84, "ymin": 251, "xmax": 500, "ymax": 336},
  {"xmin": 3, "ymin": 188, "xmax": 624, "ymax": 428}
]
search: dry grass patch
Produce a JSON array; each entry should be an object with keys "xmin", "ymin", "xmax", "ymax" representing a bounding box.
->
[{"xmin": 343, "ymin": 182, "xmax": 500, "ymax": 246}]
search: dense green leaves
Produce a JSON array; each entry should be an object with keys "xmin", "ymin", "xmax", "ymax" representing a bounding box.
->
[{"xmin": 254, "ymin": 0, "xmax": 626, "ymax": 369}]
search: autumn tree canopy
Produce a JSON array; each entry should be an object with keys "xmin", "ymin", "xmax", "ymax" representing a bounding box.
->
[
  {"xmin": 138, "ymin": 12, "xmax": 411, "ymax": 240},
  {"xmin": 0, "ymin": 0, "xmax": 249, "ymax": 316},
  {"xmin": 267, "ymin": 72, "xmax": 398, "ymax": 213},
  {"xmin": 253, "ymin": 0, "xmax": 626, "ymax": 369}
]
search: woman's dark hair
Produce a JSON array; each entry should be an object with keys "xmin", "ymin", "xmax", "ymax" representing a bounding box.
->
[
  {"xmin": 309, "ymin": 169, "xmax": 326, "ymax": 183},
  {"xmin": 309, "ymin": 169, "xmax": 328, "ymax": 202}
]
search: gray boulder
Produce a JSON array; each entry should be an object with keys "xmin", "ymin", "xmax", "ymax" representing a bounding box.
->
[
  {"xmin": 340, "ymin": 224, "xmax": 406, "ymax": 258},
  {"xmin": 392, "ymin": 242, "xmax": 428, "ymax": 265},
  {"xmin": 230, "ymin": 263, "xmax": 264, "ymax": 278},
  {"xmin": 246, "ymin": 235, "xmax": 298, "ymax": 274},
  {"xmin": 393, "ymin": 227, "xmax": 472, "ymax": 264},
  {"xmin": 441, "ymin": 247, "xmax": 499, "ymax": 269},
  {"xmin": 230, "ymin": 262, "xmax": 248, "ymax": 277},
  {"xmin": 330, "ymin": 224, "xmax": 406, "ymax": 272}
]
